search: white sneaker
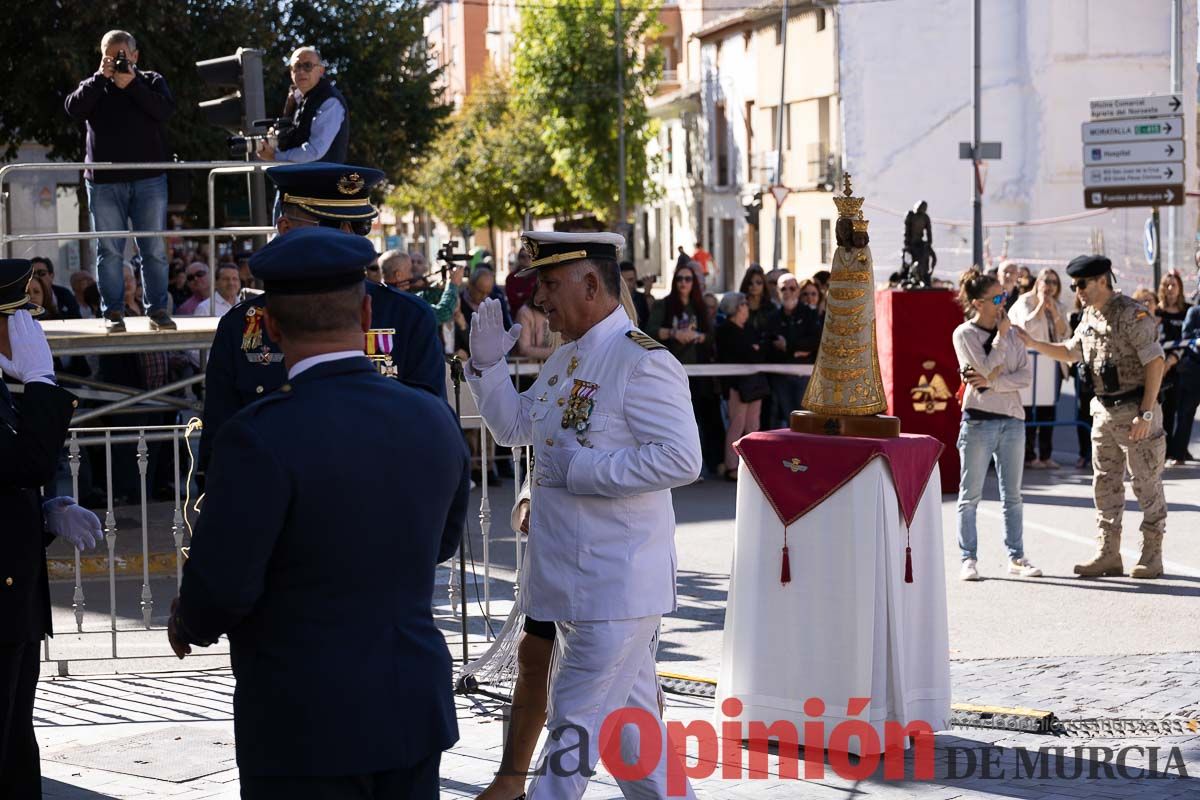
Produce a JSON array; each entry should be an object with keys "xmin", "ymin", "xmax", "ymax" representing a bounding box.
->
[
  {"xmin": 1008, "ymin": 557, "xmax": 1042, "ymax": 577},
  {"xmin": 960, "ymin": 559, "xmax": 980, "ymax": 581}
]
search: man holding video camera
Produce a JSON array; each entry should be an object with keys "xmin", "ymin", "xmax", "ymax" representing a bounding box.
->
[
  {"xmin": 65, "ymin": 29, "xmax": 176, "ymax": 334},
  {"xmin": 256, "ymin": 46, "xmax": 348, "ymax": 164}
]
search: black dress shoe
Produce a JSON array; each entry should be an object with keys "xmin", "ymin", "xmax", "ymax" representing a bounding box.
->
[{"xmin": 104, "ymin": 311, "xmax": 126, "ymax": 333}]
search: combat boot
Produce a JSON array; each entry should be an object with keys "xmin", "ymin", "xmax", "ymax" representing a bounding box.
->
[
  {"xmin": 1074, "ymin": 532, "xmax": 1124, "ymax": 577},
  {"xmin": 1130, "ymin": 531, "xmax": 1163, "ymax": 579}
]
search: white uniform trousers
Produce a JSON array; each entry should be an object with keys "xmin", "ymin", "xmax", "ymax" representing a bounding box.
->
[{"xmin": 527, "ymin": 616, "xmax": 697, "ymax": 800}]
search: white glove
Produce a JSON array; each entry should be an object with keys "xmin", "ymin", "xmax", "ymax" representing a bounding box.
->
[
  {"xmin": 43, "ymin": 497, "xmax": 104, "ymax": 551},
  {"xmin": 0, "ymin": 311, "xmax": 55, "ymax": 384},
  {"xmin": 468, "ymin": 298, "xmax": 521, "ymax": 371},
  {"xmin": 536, "ymin": 428, "xmax": 582, "ymax": 489}
]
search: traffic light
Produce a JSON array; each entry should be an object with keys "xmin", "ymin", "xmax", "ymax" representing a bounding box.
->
[
  {"xmin": 196, "ymin": 48, "xmax": 266, "ymax": 134},
  {"xmin": 743, "ymin": 191, "xmax": 763, "ymax": 226}
]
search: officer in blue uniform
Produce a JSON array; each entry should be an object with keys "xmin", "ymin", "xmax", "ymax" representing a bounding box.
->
[
  {"xmin": 198, "ymin": 163, "xmax": 446, "ymax": 476},
  {"xmin": 0, "ymin": 260, "xmax": 103, "ymax": 797},
  {"xmin": 169, "ymin": 229, "xmax": 469, "ymax": 799}
]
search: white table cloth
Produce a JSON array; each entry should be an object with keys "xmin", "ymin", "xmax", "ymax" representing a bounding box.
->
[{"xmin": 716, "ymin": 458, "xmax": 951, "ymax": 754}]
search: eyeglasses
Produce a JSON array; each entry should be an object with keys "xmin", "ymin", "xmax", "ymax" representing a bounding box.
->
[{"xmin": 290, "ymin": 61, "xmax": 320, "ymax": 73}]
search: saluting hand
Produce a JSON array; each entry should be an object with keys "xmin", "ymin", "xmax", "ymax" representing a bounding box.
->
[{"xmin": 468, "ymin": 298, "xmax": 521, "ymax": 370}]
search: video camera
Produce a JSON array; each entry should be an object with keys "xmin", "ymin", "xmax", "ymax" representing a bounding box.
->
[{"xmin": 228, "ymin": 118, "xmax": 295, "ymax": 158}]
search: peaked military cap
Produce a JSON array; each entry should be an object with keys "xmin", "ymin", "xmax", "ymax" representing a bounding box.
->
[
  {"xmin": 1065, "ymin": 254, "xmax": 1112, "ymax": 279},
  {"xmin": 266, "ymin": 163, "xmax": 384, "ymax": 221},
  {"xmin": 515, "ymin": 231, "xmax": 625, "ymax": 276},
  {"xmin": 250, "ymin": 227, "xmax": 377, "ymax": 295},
  {"xmin": 0, "ymin": 259, "xmax": 43, "ymax": 316}
]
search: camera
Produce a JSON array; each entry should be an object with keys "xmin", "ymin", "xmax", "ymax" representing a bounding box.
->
[
  {"xmin": 227, "ymin": 118, "xmax": 295, "ymax": 158},
  {"xmin": 960, "ymin": 364, "xmax": 987, "ymax": 394},
  {"xmin": 114, "ymin": 49, "xmax": 131, "ymax": 74}
]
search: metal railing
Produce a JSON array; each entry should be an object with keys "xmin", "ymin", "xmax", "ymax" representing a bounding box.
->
[{"xmin": 0, "ymin": 160, "xmax": 276, "ymax": 317}]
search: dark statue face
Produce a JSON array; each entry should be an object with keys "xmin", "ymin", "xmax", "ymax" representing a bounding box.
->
[
  {"xmin": 835, "ymin": 218, "xmax": 854, "ymax": 247},
  {"xmin": 835, "ymin": 218, "xmax": 870, "ymax": 249}
]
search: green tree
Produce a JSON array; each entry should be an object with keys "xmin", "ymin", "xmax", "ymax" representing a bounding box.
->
[
  {"xmin": 512, "ymin": 0, "xmax": 663, "ymax": 223},
  {"xmin": 397, "ymin": 68, "xmax": 573, "ymax": 242}
]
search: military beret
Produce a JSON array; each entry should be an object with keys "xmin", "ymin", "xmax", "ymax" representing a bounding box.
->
[
  {"xmin": 516, "ymin": 231, "xmax": 625, "ymax": 276},
  {"xmin": 266, "ymin": 163, "xmax": 383, "ymax": 222},
  {"xmin": 0, "ymin": 259, "xmax": 43, "ymax": 316},
  {"xmin": 1065, "ymin": 254, "xmax": 1112, "ymax": 279},
  {"xmin": 249, "ymin": 227, "xmax": 376, "ymax": 295}
]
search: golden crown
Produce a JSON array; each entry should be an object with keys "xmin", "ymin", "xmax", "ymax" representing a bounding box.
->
[
  {"xmin": 832, "ymin": 173, "xmax": 865, "ymax": 219},
  {"xmin": 852, "ymin": 214, "xmax": 870, "ymax": 233}
]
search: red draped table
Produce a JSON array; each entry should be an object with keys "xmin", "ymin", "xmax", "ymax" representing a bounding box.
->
[{"xmin": 715, "ymin": 431, "xmax": 952, "ymax": 755}]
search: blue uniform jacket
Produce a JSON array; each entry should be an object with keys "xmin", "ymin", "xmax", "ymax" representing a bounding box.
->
[
  {"xmin": 199, "ymin": 282, "xmax": 446, "ymax": 472},
  {"xmin": 176, "ymin": 356, "xmax": 469, "ymax": 776}
]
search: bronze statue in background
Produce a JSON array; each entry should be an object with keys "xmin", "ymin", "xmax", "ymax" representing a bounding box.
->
[{"xmin": 901, "ymin": 200, "xmax": 936, "ymax": 288}]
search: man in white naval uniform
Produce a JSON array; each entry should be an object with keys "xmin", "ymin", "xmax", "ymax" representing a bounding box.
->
[{"xmin": 467, "ymin": 231, "xmax": 702, "ymax": 799}]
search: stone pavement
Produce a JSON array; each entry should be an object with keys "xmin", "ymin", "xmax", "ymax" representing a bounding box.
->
[{"xmin": 37, "ymin": 652, "xmax": 1199, "ymax": 798}]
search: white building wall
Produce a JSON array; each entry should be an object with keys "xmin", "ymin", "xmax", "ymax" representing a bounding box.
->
[
  {"xmin": 838, "ymin": 0, "xmax": 1197, "ymax": 285},
  {"xmin": 1, "ymin": 144, "xmax": 86, "ymax": 282}
]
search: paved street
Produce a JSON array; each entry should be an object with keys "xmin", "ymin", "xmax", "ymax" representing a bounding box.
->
[{"xmin": 32, "ymin": 411, "xmax": 1200, "ymax": 797}]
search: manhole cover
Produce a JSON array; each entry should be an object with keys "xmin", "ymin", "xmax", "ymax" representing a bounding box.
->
[{"xmin": 47, "ymin": 724, "xmax": 236, "ymax": 782}]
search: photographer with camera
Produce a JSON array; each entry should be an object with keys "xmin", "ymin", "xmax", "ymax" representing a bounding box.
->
[
  {"xmin": 65, "ymin": 30, "xmax": 176, "ymax": 334},
  {"xmin": 256, "ymin": 47, "xmax": 348, "ymax": 164}
]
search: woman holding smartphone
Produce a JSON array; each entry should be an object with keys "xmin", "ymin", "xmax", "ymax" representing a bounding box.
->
[{"xmin": 952, "ymin": 268, "xmax": 1041, "ymax": 581}]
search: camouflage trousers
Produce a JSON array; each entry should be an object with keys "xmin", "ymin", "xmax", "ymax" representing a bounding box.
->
[{"xmin": 1090, "ymin": 398, "xmax": 1167, "ymax": 537}]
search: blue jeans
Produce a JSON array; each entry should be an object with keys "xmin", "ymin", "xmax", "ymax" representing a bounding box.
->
[
  {"xmin": 86, "ymin": 175, "xmax": 169, "ymax": 316},
  {"xmin": 956, "ymin": 416, "xmax": 1025, "ymax": 561}
]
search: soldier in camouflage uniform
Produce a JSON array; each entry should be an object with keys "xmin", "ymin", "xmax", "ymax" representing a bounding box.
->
[{"xmin": 1017, "ymin": 255, "xmax": 1167, "ymax": 579}]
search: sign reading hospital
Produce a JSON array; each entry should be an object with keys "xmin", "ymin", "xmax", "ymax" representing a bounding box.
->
[{"xmin": 1083, "ymin": 140, "xmax": 1183, "ymax": 167}]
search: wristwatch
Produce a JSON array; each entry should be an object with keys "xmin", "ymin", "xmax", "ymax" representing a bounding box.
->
[{"xmin": 1139, "ymin": 408, "xmax": 1154, "ymax": 422}]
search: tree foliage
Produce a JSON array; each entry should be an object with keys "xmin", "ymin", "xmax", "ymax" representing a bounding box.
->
[
  {"xmin": 0, "ymin": 0, "xmax": 446, "ymax": 219},
  {"xmin": 512, "ymin": 0, "xmax": 663, "ymax": 223},
  {"xmin": 397, "ymin": 68, "xmax": 573, "ymax": 236}
]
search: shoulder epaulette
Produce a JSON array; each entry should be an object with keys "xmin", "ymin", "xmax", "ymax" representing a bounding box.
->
[{"xmin": 626, "ymin": 329, "xmax": 666, "ymax": 351}]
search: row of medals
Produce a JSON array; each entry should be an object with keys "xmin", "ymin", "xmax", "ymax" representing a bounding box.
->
[{"xmin": 547, "ymin": 356, "xmax": 598, "ymax": 448}]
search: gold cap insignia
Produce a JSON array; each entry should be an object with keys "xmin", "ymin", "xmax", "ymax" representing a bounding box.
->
[
  {"xmin": 337, "ymin": 172, "xmax": 365, "ymax": 195},
  {"xmin": 521, "ymin": 235, "xmax": 539, "ymax": 260}
]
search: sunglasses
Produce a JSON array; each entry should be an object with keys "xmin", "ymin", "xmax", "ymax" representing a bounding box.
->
[
  {"xmin": 32, "ymin": 268, "xmax": 50, "ymax": 278},
  {"xmin": 983, "ymin": 293, "xmax": 1005, "ymax": 306},
  {"xmin": 675, "ymin": 275, "xmax": 694, "ymax": 283},
  {"xmin": 780, "ymin": 285, "xmax": 798, "ymax": 292},
  {"xmin": 290, "ymin": 61, "xmax": 320, "ymax": 73},
  {"xmin": 187, "ymin": 270, "xmax": 208, "ymax": 280},
  {"xmin": 1070, "ymin": 279, "xmax": 1091, "ymax": 292},
  {"xmin": 366, "ymin": 264, "xmax": 381, "ymax": 272}
]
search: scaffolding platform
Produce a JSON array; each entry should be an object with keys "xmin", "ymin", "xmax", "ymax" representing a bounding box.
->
[{"xmin": 42, "ymin": 317, "xmax": 221, "ymax": 357}]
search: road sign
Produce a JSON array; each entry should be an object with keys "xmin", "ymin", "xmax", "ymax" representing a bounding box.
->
[
  {"xmin": 1081, "ymin": 116, "xmax": 1183, "ymax": 144},
  {"xmin": 1083, "ymin": 185, "xmax": 1183, "ymax": 209},
  {"xmin": 1089, "ymin": 93, "xmax": 1183, "ymax": 120},
  {"xmin": 958, "ymin": 141, "xmax": 1002, "ymax": 160},
  {"xmin": 1083, "ymin": 140, "xmax": 1183, "ymax": 166},
  {"xmin": 1144, "ymin": 215, "xmax": 1157, "ymax": 265},
  {"xmin": 768, "ymin": 184, "xmax": 790, "ymax": 206},
  {"xmin": 1084, "ymin": 163, "xmax": 1182, "ymax": 188}
]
